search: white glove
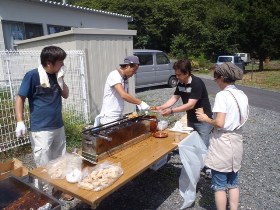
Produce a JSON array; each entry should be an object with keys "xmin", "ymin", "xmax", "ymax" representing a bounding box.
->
[
  {"xmin": 56, "ymin": 66, "xmax": 66, "ymax": 90},
  {"xmin": 93, "ymin": 114, "xmax": 102, "ymax": 127},
  {"xmin": 137, "ymin": 101, "xmax": 150, "ymax": 111},
  {"xmin": 15, "ymin": 121, "xmax": 26, "ymax": 137}
]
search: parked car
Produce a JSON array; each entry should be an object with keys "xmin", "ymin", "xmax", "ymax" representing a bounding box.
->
[
  {"xmin": 133, "ymin": 49, "xmax": 177, "ymax": 88},
  {"xmin": 216, "ymin": 55, "xmax": 245, "ymax": 71},
  {"xmin": 235, "ymin": 53, "xmax": 251, "ymax": 65}
]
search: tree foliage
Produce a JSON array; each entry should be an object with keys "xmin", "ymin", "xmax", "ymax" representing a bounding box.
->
[{"xmin": 72, "ymin": 0, "xmax": 280, "ymax": 69}]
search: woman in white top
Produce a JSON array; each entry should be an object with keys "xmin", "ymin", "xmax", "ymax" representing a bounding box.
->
[{"xmin": 196, "ymin": 62, "xmax": 249, "ymax": 210}]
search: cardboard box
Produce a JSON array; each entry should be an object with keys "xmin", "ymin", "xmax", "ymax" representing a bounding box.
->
[
  {"xmin": 150, "ymin": 155, "xmax": 168, "ymax": 171},
  {"xmin": 0, "ymin": 158, "xmax": 28, "ymax": 180}
]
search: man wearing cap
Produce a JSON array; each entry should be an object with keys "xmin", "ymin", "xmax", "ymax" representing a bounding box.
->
[
  {"xmin": 196, "ymin": 62, "xmax": 249, "ymax": 210},
  {"xmin": 94, "ymin": 55, "xmax": 150, "ymax": 126}
]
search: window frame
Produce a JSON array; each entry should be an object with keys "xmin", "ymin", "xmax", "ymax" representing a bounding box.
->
[
  {"xmin": 2, "ymin": 20, "xmax": 43, "ymax": 50},
  {"xmin": 47, "ymin": 24, "xmax": 71, "ymax": 35}
]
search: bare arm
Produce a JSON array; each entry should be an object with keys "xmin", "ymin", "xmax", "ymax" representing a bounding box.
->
[
  {"xmin": 15, "ymin": 95, "xmax": 26, "ymax": 122},
  {"xmin": 160, "ymin": 97, "xmax": 198, "ymax": 116},
  {"xmin": 172, "ymin": 98, "xmax": 198, "ymax": 113},
  {"xmin": 196, "ymin": 110, "xmax": 225, "ymax": 128},
  {"xmin": 157, "ymin": 95, "xmax": 180, "ymax": 110},
  {"xmin": 114, "ymin": 83, "xmax": 141, "ymax": 105}
]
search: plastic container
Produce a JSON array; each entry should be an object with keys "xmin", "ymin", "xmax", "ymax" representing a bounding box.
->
[
  {"xmin": 148, "ymin": 115, "xmax": 158, "ymax": 133},
  {"xmin": 66, "ymin": 155, "xmax": 83, "ymax": 183},
  {"xmin": 157, "ymin": 120, "xmax": 168, "ymax": 131}
]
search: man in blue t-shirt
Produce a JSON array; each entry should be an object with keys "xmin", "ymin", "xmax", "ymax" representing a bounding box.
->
[{"xmin": 15, "ymin": 46, "xmax": 69, "ymax": 168}]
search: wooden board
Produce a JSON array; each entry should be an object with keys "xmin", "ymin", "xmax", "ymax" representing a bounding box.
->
[
  {"xmin": 0, "ymin": 158, "xmax": 29, "ymax": 181},
  {"xmin": 30, "ymin": 130, "xmax": 188, "ymax": 208}
]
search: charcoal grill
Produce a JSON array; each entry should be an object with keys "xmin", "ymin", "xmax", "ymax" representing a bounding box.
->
[
  {"xmin": 82, "ymin": 114, "xmax": 157, "ymax": 163},
  {"xmin": 0, "ymin": 176, "xmax": 61, "ymax": 210}
]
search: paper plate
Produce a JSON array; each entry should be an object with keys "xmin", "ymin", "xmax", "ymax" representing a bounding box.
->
[
  {"xmin": 169, "ymin": 121, "xmax": 194, "ymax": 133},
  {"xmin": 152, "ymin": 131, "xmax": 168, "ymax": 138},
  {"xmin": 181, "ymin": 127, "xmax": 194, "ymax": 131}
]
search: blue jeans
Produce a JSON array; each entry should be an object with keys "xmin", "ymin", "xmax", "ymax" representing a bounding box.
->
[
  {"xmin": 211, "ymin": 169, "xmax": 239, "ymax": 192},
  {"xmin": 188, "ymin": 121, "xmax": 213, "ymax": 148}
]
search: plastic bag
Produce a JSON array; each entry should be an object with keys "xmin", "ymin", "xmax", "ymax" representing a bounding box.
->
[
  {"xmin": 78, "ymin": 161, "xmax": 123, "ymax": 191},
  {"xmin": 45, "ymin": 153, "xmax": 82, "ymax": 180},
  {"xmin": 65, "ymin": 154, "xmax": 83, "ymax": 183},
  {"xmin": 157, "ymin": 120, "xmax": 168, "ymax": 131},
  {"xmin": 178, "ymin": 131, "xmax": 207, "ymax": 209}
]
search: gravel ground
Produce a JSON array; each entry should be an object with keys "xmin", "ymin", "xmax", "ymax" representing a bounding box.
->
[{"xmin": 5, "ymin": 82, "xmax": 280, "ymax": 210}]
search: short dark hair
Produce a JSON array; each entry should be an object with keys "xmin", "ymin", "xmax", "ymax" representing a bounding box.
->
[
  {"xmin": 173, "ymin": 59, "xmax": 192, "ymax": 74},
  {"xmin": 40, "ymin": 46, "xmax": 66, "ymax": 67}
]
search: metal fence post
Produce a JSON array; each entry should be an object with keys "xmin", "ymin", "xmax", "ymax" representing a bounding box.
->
[
  {"xmin": 79, "ymin": 52, "xmax": 90, "ymax": 123},
  {"xmin": 5, "ymin": 56, "xmax": 14, "ymax": 99}
]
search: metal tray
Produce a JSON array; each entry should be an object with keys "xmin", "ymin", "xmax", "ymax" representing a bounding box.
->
[{"xmin": 0, "ymin": 175, "xmax": 61, "ymax": 210}]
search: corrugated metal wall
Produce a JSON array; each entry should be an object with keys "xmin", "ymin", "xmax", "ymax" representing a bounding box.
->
[{"xmin": 16, "ymin": 28, "xmax": 137, "ymax": 121}]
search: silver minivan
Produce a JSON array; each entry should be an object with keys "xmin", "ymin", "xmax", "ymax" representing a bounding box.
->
[{"xmin": 133, "ymin": 49, "xmax": 177, "ymax": 88}]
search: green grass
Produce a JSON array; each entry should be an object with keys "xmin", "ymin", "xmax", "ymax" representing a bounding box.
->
[
  {"xmin": 237, "ymin": 70, "xmax": 280, "ymax": 92},
  {"xmin": 195, "ymin": 61, "xmax": 280, "ymax": 92}
]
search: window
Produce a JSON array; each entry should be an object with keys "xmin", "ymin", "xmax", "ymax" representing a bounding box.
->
[
  {"xmin": 135, "ymin": 53, "xmax": 153, "ymax": 66},
  {"xmin": 47, "ymin": 25, "xmax": 71, "ymax": 34},
  {"xmin": 156, "ymin": 53, "xmax": 169, "ymax": 65},
  {"xmin": 219, "ymin": 57, "xmax": 232, "ymax": 62},
  {"xmin": 2, "ymin": 20, "xmax": 43, "ymax": 50},
  {"xmin": 25, "ymin": 23, "xmax": 43, "ymax": 39},
  {"xmin": 234, "ymin": 57, "xmax": 243, "ymax": 63}
]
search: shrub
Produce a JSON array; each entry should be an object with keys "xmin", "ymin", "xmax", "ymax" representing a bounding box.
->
[{"xmin": 63, "ymin": 112, "xmax": 86, "ymax": 151}]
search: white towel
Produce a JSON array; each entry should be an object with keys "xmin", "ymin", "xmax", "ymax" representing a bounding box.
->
[
  {"xmin": 38, "ymin": 64, "xmax": 50, "ymax": 88},
  {"xmin": 56, "ymin": 66, "xmax": 65, "ymax": 90},
  {"xmin": 38, "ymin": 65, "xmax": 65, "ymax": 90}
]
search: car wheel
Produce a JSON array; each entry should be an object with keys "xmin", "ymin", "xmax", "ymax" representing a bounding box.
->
[{"xmin": 168, "ymin": 76, "xmax": 177, "ymax": 88}]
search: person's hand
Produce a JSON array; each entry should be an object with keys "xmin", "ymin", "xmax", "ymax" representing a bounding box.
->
[
  {"xmin": 15, "ymin": 121, "xmax": 26, "ymax": 137},
  {"xmin": 137, "ymin": 101, "xmax": 150, "ymax": 111},
  {"xmin": 154, "ymin": 106, "xmax": 163, "ymax": 114},
  {"xmin": 161, "ymin": 108, "xmax": 172, "ymax": 116},
  {"xmin": 195, "ymin": 108, "xmax": 207, "ymax": 122},
  {"xmin": 155, "ymin": 106, "xmax": 163, "ymax": 110}
]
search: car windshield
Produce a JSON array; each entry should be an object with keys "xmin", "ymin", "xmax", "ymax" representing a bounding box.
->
[
  {"xmin": 234, "ymin": 56, "xmax": 242, "ymax": 63},
  {"xmin": 219, "ymin": 57, "xmax": 232, "ymax": 62}
]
